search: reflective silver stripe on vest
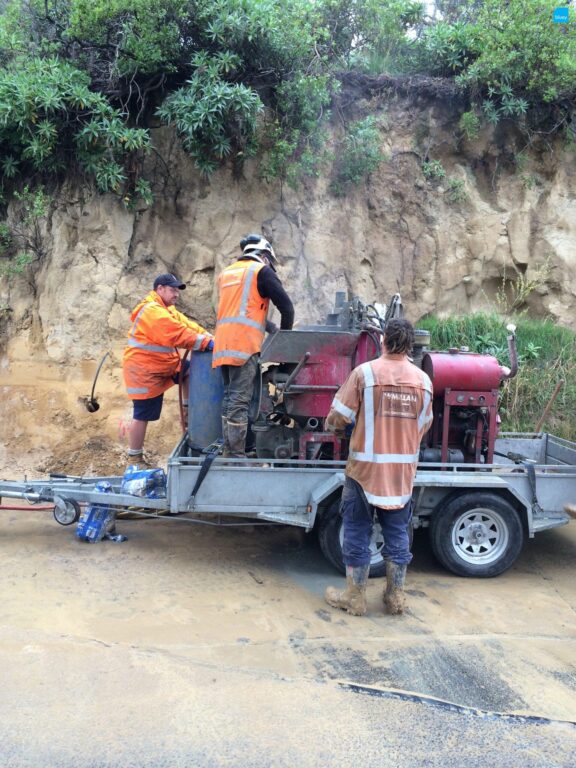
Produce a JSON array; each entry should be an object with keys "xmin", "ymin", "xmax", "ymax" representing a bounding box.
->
[
  {"xmin": 213, "ymin": 349, "xmax": 252, "ymax": 362},
  {"xmin": 216, "ymin": 316, "xmax": 266, "ymax": 332},
  {"xmin": 128, "ymin": 302, "xmax": 176, "ymax": 354},
  {"xmin": 418, "ymin": 388, "xmax": 432, "ymax": 431},
  {"xmin": 349, "ymin": 451, "xmax": 419, "ymax": 464},
  {"xmin": 126, "ymin": 386, "xmax": 149, "ymax": 394},
  {"xmin": 127, "ymin": 338, "xmax": 175, "ymax": 353},
  {"xmin": 360, "ymin": 361, "xmax": 375, "ymax": 457},
  {"xmin": 363, "ymin": 489, "xmax": 413, "ymax": 507},
  {"xmin": 239, "ymin": 262, "xmax": 259, "ymax": 317},
  {"xmin": 332, "ymin": 398, "xmax": 356, "ymax": 421}
]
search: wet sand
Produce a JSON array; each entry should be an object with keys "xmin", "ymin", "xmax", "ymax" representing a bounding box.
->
[{"xmin": 0, "ymin": 504, "xmax": 575, "ymax": 766}]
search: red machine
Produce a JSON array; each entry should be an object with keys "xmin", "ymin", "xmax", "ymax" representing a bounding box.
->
[{"xmin": 253, "ymin": 294, "xmax": 518, "ymax": 464}]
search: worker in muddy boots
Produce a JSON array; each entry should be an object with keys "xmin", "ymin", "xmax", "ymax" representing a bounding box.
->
[
  {"xmin": 324, "ymin": 318, "xmax": 433, "ymax": 616},
  {"xmin": 122, "ymin": 273, "xmax": 214, "ymax": 462},
  {"xmin": 213, "ymin": 234, "xmax": 294, "ymax": 458}
]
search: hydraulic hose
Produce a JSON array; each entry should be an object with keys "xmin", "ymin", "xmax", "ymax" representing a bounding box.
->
[
  {"xmin": 0, "ymin": 504, "xmax": 55, "ymax": 511},
  {"xmin": 178, "ymin": 349, "xmax": 190, "ymax": 434}
]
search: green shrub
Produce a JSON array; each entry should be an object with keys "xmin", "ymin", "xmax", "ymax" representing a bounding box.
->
[
  {"xmin": 445, "ymin": 177, "xmax": 468, "ymax": 204},
  {"xmin": 422, "ymin": 159, "xmax": 446, "ymax": 181},
  {"xmin": 0, "ymin": 185, "xmax": 50, "ymax": 277},
  {"xmin": 458, "ymin": 110, "xmax": 480, "ymax": 140},
  {"xmin": 330, "ymin": 116, "xmax": 386, "ymax": 195},
  {"xmin": 156, "ymin": 53, "xmax": 262, "ymax": 176}
]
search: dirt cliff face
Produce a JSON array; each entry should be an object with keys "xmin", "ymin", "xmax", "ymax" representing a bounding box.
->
[{"xmin": 1, "ymin": 91, "xmax": 575, "ymax": 475}]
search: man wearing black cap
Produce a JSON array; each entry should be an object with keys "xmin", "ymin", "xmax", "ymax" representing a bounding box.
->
[{"xmin": 122, "ymin": 273, "xmax": 214, "ymax": 460}]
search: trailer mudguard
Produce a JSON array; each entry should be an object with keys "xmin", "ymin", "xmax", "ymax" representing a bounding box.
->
[{"xmin": 307, "ymin": 471, "xmax": 346, "ymax": 530}]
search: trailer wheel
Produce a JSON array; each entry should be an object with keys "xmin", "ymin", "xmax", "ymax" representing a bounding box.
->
[
  {"xmin": 53, "ymin": 499, "xmax": 81, "ymax": 526},
  {"xmin": 317, "ymin": 500, "xmax": 387, "ymax": 579},
  {"xmin": 429, "ymin": 493, "xmax": 524, "ymax": 578}
]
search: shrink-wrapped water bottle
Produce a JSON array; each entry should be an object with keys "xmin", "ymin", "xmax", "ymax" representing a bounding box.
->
[{"xmin": 76, "ymin": 480, "xmax": 116, "ymax": 543}]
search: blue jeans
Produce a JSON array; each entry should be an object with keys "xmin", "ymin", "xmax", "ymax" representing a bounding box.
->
[{"xmin": 341, "ymin": 477, "xmax": 413, "ymax": 568}]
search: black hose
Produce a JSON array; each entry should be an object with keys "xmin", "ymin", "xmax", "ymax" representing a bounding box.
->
[
  {"xmin": 363, "ymin": 327, "xmax": 382, "ymax": 357},
  {"xmin": 178, "ymin": 349, "xmax": 190, "ymax": 434},
  {"xmin": 86, "ymin": 351, "xmax": 110, "ymax": 412}
]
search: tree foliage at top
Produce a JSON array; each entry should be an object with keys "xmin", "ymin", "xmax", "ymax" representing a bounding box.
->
[
  {"xmin": 0, "ymin": 0, "xmax": 574, "ymax": 206},
  {"xmin": 420, "ymin": 0, "xmax": 576, "ymax": 132}
]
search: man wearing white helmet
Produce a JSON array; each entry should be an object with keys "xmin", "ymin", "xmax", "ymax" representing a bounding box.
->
[{"xmin": 213, "ymin": 233, "xmax": 294, "ymax": 458}]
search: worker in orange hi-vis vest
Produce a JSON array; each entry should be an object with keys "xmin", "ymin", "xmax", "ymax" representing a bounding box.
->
[
  {"xmin": 213, "ymin": 234, "xmax": 294, "ymax": 458},
  {"xmin": 122, "ymin": 273, "xmax": 214, "ymax": 461},
  {"xmin": 325, "ymin": 318, "xmax": 433, "ymax": 617}
]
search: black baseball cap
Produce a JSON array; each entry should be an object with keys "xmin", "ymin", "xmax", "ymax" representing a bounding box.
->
[{"xmin": 153, "ymin": 273, "xmax": 186, "ymax": 290}]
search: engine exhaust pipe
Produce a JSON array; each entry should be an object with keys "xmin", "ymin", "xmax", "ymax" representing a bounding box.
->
[
  {"xmin": 305, "ymin": 417, "xmax": 319, "ymax": 431},
  {"xmin": 499, "ymin": 324, "xmax": 518, "ymax": 381}
]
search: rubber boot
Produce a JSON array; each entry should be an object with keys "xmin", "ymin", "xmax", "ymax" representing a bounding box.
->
[
  {"xmin": 227, "ymin": 420, "xmax": 248, "ymax": 459},
  {"xmin": 383, "ymin": 561, "xmax": 407, "ymax": 615},
  {"xmin": 221, "ymin": 417, "xmax": 231, "ymax": 457},
  {"xmin": 325, "ymin": 565, "xmax": 369, "ymax": 616}
]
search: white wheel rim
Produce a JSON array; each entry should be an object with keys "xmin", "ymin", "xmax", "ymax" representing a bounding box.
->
[
  {"xmin": 451, "ymin": 507, "xmax": 510, "ymax": 565},
  {"xmin": 54, "ymin": 501, "xmax": 77, "ymax": 525}
]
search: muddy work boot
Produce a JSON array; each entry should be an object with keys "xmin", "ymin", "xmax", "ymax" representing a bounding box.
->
[
  {"xmin": 325, "ymin": 565, "xmax": 369, "ymax": 616},
  {"xmin": 227, "ymin": 420, "xmax": 248, "ymax": 459},
  {"xmin": 383, "ymin": 561, "xmax": 407, "ymax": 615},
  {"xmin": 221, "ymin": 417, "xmax": 231, "ymax": 457}
]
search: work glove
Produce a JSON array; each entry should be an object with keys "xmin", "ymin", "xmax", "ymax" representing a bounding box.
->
[{"xmin": 206, "ymin": 339, "xmax": 214, "ymax": 351}]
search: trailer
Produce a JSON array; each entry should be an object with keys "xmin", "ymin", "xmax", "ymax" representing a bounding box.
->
[{"xmin": 1, "ymin": 431, "xmax": 573, "ymax": 578}]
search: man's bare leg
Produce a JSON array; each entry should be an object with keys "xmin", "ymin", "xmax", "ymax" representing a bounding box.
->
[{"xmin": 128, "ymin": 418, "xmax": 148, "ymax": 456}]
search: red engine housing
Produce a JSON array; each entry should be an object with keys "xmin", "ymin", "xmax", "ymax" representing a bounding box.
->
[{"xmin": 422, "ymin": 351, "xmax": 503, "ymax": 394}]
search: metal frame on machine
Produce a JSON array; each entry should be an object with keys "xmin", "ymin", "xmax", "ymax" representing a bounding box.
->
[{"xmin": 441, "ymin": 388, "xmax": 500, "ymax": 464}]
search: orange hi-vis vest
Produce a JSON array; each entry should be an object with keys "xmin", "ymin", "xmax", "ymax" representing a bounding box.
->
[
  {"xmin": 123, "ymin": 290, "xmax": 212, "ymax": 399},
  {"xmin": 213, "ymin": 259, "xmax": 269, "ymax": 367},
  {"xmin": 327, "ymin": 353, "xmax": 433, "ymax": 509}
]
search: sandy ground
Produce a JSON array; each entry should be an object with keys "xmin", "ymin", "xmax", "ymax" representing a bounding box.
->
[
  {"xmin": 1, "ymin": 374, "xmax": 576, "ymax": 765},
  {"xmin": 0, "ymin": 363, "xmax": 185, "ymax": 479},
  {"xmin": 0, "ymin": 502, "xmax": 575, "ymax": 766}
]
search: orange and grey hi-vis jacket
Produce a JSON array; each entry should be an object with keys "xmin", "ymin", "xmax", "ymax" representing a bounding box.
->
[
  {"xmin": 122, "ymin": 290, "xmax": 213, "ymax": 400},
  {"xmin": 326, "ymin": 352, "xmax": 433, "ymax": 509},
  {"xmin": 212, "ymin": 259, "xmax": 269, "ymax": 368}
]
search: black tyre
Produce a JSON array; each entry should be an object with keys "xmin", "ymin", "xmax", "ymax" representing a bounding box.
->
[
  {"xmin": 53, "ymin": 498, "xmax": 81, "ymax": 526},
  {"xmin": 429, "ymin": 493, "xmax": 524, "ymax": 578},
  {"xmin": 317, "ymin": 499, "xmax": 387, "ymax": 579}
]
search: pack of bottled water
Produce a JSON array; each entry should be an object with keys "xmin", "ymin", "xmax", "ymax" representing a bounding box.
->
[
  {"xmin": 120, "ymin": 465, "xmax": 167, "ymax": 498},
  {"xmin": 76, "ymin": 480, "xmax": 117, "ymax": 543}
]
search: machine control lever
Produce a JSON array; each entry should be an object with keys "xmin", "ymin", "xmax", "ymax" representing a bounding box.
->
[{"xmin": 278, "ymin": 352, "xmax": 311, "ymax": 395}]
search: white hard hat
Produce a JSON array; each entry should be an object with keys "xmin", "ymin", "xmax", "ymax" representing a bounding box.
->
[{"xmin": 241, "ymin": 233, "xmax": 278, "ymax": 270}]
